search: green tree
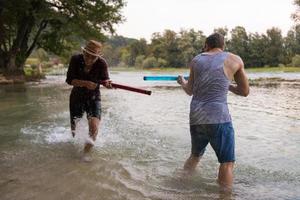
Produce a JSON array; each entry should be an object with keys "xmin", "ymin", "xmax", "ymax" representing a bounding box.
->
[
  {"xmin": 142, "ymin": 56, "xmax": 157, "ymax": 69},
  {"xmin": 283, "ymin": 29, "xmax": 297, "ymax": 64},
  {"xmin": 150, "ymin": 32, "xmax": 165, "ymax": 60},
  {"xmin": 102, "ymin": 44, "xmax": 120, "ymax": 67},
  {"xmin": 292, "ymin": 0, "xmax": 300, "ymax": 22},
  {"xmin": 106, "ymin": 35, "xmax": 136, "ymax": 49},
  {"xmin": 31, "ymin": 48, "xmax": 49, "ymax": 62},
  {"xmin": 157, "ymin": 58, "xmax": 168, "ymax": 68},
  {"xmin": 247, "ymin": 33, "xmax": 268, "ymax": 67},
  {"xmin": 120, "ymin": 48, "xmax": 130, "ymax": 67},
  {"xmin": 127, "ymin": 38, "xmax": 148, "ymax": 66},
  {"xmin": 178, "ymin": 29, "xmax": 206, "ymax": 66},
  {"xmin": 104, "ymin": 35, "xmax": 140, "ymax": 67},
  {"xmin": 150, "ymin": 30, "xmax": 183, "ymax": 67},
  {"xmin": 264, "ymin": 27, "xmax": 284, "ymax": 66},
  {"xmin": 227, "ymin": 26, "xmax": 250, "ymax": 67},
  {"xmin": 293, "ymin": 25, "xmax": 300, "ymax": 54},
  {"xmin": 134, "ymin": 55, "xmax": 145, "ymax": 68},
  {"xmin": 291, "ymin": 54, "xmax": 300, "ymax": 67},
  {"xmin": 0, "ymin": 0, "xmax": 125, "ymax": 76}
]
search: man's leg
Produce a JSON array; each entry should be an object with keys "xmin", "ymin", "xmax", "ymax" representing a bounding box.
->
[
  {"xmin": 184, "ymin": 154, "xmax": 201, "ymax": 172},
  {"xmin": 69, "ymin": 94, "xmax": 84, "ymax": 138},
  {"xmin": 83, "ymin": 117, "xmax": 100, "ymax": 154},
  {"xmin": 209, "ymin": 122, "xmax": 235, "ymax": 189},
  {"xmin": 185, "ymin": 125, "xmax": 208, "ymax": 173},
  {"xmin": 71, "ymin": 118, "xmax": 81, "ymax": 137},
  {"xmin": 71, "ymin": 123, "xmax": 76, "ymax": 137},
  {"xmin": 82, "ymin": 100, "xmax": 101, "ymax": 162},
  {"xmin": 218, "ymin": 162, "xmax": 234, "ymax": 189}
]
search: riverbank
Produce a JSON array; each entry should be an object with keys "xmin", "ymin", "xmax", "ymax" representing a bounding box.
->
[
  {"xmin": 110, "ymin": 66, "xmax": 300, "ymax": 73},
  {"xmin": 249, "ymin": 77, "xmax": 300, "ymax": 87},
  {"xmin": 0, "ymin": 74, "xmax": 25, "ymax": 84},
  {"xmin": 246, "ymin": 66, "xmax": 300, "ymax": 73},
  {"xmin": 0, "ymin": 74, "xmax": 45, "ymax": 84},
  {"xmin": 0, "ymin": 67, "xmax": 299, "ymax": 85}
]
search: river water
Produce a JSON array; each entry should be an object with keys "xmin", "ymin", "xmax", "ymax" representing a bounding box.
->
[{"xmin": 0, "ymin": 71, "xmax": 299, "ymax": 200}]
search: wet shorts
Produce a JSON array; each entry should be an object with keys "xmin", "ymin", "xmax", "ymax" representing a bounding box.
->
[
  {"xmin": 190, "ymin": 122, "xmax": 235, "ymax": 163},
  {"xmin": 70, "ymin": 98, "xmax": 101, "ymax": 128}
]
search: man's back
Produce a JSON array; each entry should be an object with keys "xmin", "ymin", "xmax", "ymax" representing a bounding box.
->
[{"xmin": 190, "ymin": 51, "xmax": 232, "ymax": 125}]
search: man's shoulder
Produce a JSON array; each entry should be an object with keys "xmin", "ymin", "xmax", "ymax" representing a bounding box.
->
[
  {"xmin": 96, "ymin": 57, "xmax": 108, "ymax": 67},
  {"xmin": 191, "ymin": 54, "xmax": 202, "ymax": 62},
  {"xmin": 224, "ymin": 52, "xmax": 244, "ymax": 72},
  {"xmin": 226, "ymin": 52, "xmax": 243, "ymax": 63},
  {"xmin": 71, "ymin": 53, "xmax": 83, "ymax": 60}
]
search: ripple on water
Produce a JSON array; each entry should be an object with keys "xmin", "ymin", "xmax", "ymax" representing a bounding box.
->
[{"xmin": 1, "ymin": 72, "xmax": 300, "ymax": 199}]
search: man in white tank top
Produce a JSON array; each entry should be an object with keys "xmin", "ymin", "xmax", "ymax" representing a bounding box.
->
[{"xmin": 177, "ymin": 33, "xmax": 249, "ymax": 189}]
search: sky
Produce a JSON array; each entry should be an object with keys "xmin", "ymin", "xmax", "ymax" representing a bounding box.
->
[{"xmin": 115, "ymin": 0, "xmax": 296, "ymax": 41}]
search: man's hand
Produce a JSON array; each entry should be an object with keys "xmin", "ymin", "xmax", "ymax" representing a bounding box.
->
[
  {"xmin": 70, "ymin": 79, "xmax": 97, "ymax": 90},
  {"xmin": 102, "ymin": 80, "xmax": 113, "ymax": 89},
  {"xmin": 177, "ymin": 75, "xmax": 185, "ymax": 85},
  {"xmin": 85, "ymin": 81, "xmax": 98, "ymax": 90}
]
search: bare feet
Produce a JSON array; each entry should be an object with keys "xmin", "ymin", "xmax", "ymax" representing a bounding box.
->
[
  {"xmin": 81, "ymin": 152, "xmax": 93, "ymax": 162},
  {"xmin": 81, "ymin": 141, "xmax": 94, "ymax": 162}
]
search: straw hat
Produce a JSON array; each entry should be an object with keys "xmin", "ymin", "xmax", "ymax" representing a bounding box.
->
[{"xmin": 81, "ymin": 40, "xmax": 102, "ymax": 57}]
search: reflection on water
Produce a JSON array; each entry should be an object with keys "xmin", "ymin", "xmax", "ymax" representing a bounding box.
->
[{"xmin": 0, "ymin": 72, "xmax": 300, "ymax": 200}]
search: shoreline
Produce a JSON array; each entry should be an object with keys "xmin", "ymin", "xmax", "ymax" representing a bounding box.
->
[
  {"xmin": 108, "ymin": 66, "xmax": 300, "ymax": 73},
  {"xmin": 0, "ymin": 74, "xmax": 45, "ymax": 84},
  {"xmin": 0, "ymin": 67, "xmax": 299, "ymax": 85}
]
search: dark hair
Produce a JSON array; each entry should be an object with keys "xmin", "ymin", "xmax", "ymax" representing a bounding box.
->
[{"xmin": 205, "ymin": 33, "xmax": 224, "ymax": 49}]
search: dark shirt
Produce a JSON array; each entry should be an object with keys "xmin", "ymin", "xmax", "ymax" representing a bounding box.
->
[{"xmin": 66, "ymin": 54, "xmax": 109, "ymax": 101}]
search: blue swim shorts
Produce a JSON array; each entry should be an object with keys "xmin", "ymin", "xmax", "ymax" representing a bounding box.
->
[{"xmin": 190, "ymin": 122, "xmax": 235, "ymax": 163}]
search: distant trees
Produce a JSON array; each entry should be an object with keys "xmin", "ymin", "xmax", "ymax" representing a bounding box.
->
[
  {"xmin": 0, "ymin": 0, "xmax": 125, "ymax": 75},
  {"xmin": 292, "ymin": 0, "xmax": 300, "ymax": 22},
  {"xmin": 104, "ymin": 26, "xmax": 300, "ymax": 68},
  {"xmin": 2, "ymin": 0, "xmax": 300, "ymax": 73},
  {"xmin": 101, "ymin": 0, "xmax": 299, "ymax": 68},
  {"xmin": 227, "ymin": 26, "xmax": 249, "ymax": 66}
]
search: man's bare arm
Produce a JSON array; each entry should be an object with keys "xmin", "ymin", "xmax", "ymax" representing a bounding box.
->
[
  {"xmin": 228, "ymin": 57, "xmax": 249, "ymax": 97},
  {"xmin": 178, "ymin": 65, "xmax": 194, "ymax": 96}
]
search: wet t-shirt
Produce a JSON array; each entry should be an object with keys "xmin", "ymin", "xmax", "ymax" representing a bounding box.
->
[{"xmin": 66, "ymin": 54, "xmax": 109, "ymax": 101}]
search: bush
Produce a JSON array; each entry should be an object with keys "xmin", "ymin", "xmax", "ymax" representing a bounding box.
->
[
  {"xmin": 43, "ymin": 62, "xmax": 53, "ymax": 69},
  {"xmin": 142, "ymin": 57, "xmax": 158, "ymax": 69},
  {"xmin": 157, "ymin": 58, "xmax": 167, "ymax": 68},
  {"xmin": 117, "ymin": 61, "xmax": 127, "ymax": 68},
  {"xmin": 25, "ymin": 58, "xmax": 40, "ymax": 65},
  {"xmin": 24, "ymin": 66, "xmax": 33, "ymax": 76},
  {"xmin": 291, "ymin": 55, "xmax": 300, "ymax": 67},
  {"xmin": 135, "ymin": 55, "xmax": 145, "ymax": 68},
  {"xmin": 30, "ymin": 64, "xmax": 38, "ymax": 70}
]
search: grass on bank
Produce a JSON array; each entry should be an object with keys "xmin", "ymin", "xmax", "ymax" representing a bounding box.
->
[
  {"xmin": 109, "ymin": 67, "xmax": 189, "ymax": 73},
  {"xmin": 110, "ymin": 66, "xmax": 300, "ymax": 73},
  {"xmin": 22, "ymin": 65, "xmax": 300, "ymax": 77},
  {"xmin": 245, "ymin": 66, "xmax": 300, "ymax": 73}
]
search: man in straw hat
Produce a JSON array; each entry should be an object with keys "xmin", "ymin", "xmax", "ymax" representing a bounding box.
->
[{"xmin": 66, "ymin": 40, "xmax": 112, "ymax": 162}]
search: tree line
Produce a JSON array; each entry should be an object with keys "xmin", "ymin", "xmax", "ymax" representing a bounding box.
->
[
  {"xmin": 103, "ymin": 25, "xmax": 300, "ymax": 68},
  {"xmin": 1, "ymin": 0, "xmax": 300, "ymax": 77}
]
